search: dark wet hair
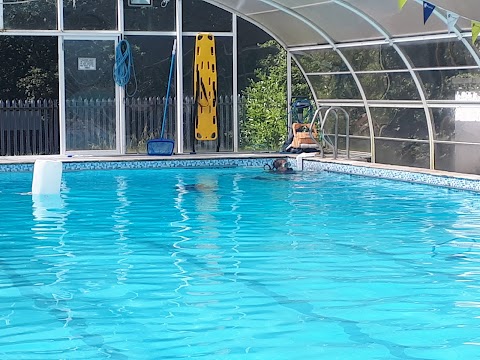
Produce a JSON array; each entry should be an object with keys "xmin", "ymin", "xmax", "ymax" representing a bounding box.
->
[{"xmin": 273, "ymin": 159, "xmax": 288, "ymax": 169}]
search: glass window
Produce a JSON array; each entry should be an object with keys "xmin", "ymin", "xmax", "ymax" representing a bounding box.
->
[
  {"xmin": 431, "ymin": 107, "xmax": 480, "ymax": 143},
  {"xmin": 346, "ymin": 107, "xmax": 370, "ymax": 138},
  {"xmin": 375, "ymin": 139, "xmax": 429, "ymax": 169},
  {"xmin": 322, "ymin": 107, "xmax": 370, "ymax": 138},
  {"xmin": 0, "ymin": 36, "xmax": 58, "ymax": 99},
  {"xmin": 435, "ymin": 143, "xmax": 480, "ymax": 175},
  {"xmin": 183, "ymin": 0, "xmax": 232, "ymax": 32},
  {"xmin": 370, "ymin": 108, "xmax": 428, "ymax": 140},
  {"xmin": 341, "ymin": 45, "xmax": 406, "ymax": 71},
  {"xmin": 398, "ymin": 39, "xmax": 477, "ymax": 68},
  {"xmin": 308, "ymin": 75, "xmax": 361, "ymax": 100},
  {"xmin": 321, "ymin": 106, "xmax": 371, "ymax": 156},
  {"xmin": 292, "ymin": 50, "xmax": 346, "ymax": 73},
  {"xmin": 64, "ymin": 0, "xmax": 117, "ymax": 30},
  {"xmin": 350, "ymin": 138, "xmax": 371, "ymax": 154},
  {"xmin": 125, "ymin": 36, "xmax": 176, "ymax": 154},
  {"xmin": 358, "ymin": 72, "xmax": 420, "ymax": 101},
  {"xmin": 237, "ymin": 18, "xmax": 276, "ymax": 92},
  {"xmin": 431, "ymin": 108, "xmax": 455, "ymax": 141},
  {"xmin": 125, "ymin": 36, "xmax": 176, "ymax": 98},
  {"xmin": 3, "ymin": 1, "xmax": 57, "ymax": 30},
  {"xmin": 124, "ymin": 0, "xmax": 175, "ymax": 31},
  {"xmin": 418, "ymin": 69, "xmax": 480, "ymax": 101}
]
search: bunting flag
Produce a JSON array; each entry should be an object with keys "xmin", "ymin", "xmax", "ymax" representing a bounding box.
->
[
  {"xmin": 398, "ymin": 0, "xmax": 407, "ymax": 10},
  {"xmin": 423, "ymin": 1, "xmax": 436, "ymax": 24},
  {"xmin": 472, "ymin": 21, "xmax": 480, "ymax": 44},
  {"xmin": 446, "ymin": 12, "xmax": 459, "ymax": 33}
]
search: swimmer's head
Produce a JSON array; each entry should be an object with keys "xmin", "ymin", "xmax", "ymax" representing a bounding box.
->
[{"xmin": 273, "ymin": 159, "xmax": 290, "ymax": 172}]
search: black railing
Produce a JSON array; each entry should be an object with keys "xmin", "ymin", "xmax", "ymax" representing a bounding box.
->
[{"xmin": 0, "ymin": 99, "xmax": 59, "ymax": 156}]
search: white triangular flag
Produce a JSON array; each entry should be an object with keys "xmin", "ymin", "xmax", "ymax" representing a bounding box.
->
[{"xmin": 447, "ymin": 11, "xmax": 459, "ymax": 33}]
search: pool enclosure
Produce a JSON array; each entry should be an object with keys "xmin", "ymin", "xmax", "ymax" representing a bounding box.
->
[{"xmin": 1, "ymin": 0, "xmax": 480, "ymax": 175}]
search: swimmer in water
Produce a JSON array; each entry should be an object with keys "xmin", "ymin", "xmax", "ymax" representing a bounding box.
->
[{"xmin": 268, "ymin": 159, "xmax": 294, "ymax": 174}]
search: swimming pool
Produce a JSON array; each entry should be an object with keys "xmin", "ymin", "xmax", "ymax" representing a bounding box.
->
[{"xmin": 1, "ymin": 167, "xmax": 480, "ymax": 359}]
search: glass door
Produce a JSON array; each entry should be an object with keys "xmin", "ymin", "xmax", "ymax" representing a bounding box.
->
[{"xmin": 62, "ymin": 38, "xmax": 119, "ymax": 153}]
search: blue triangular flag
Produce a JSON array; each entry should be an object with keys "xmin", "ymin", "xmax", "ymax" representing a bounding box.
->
[{"xmin": 423, "ymin": 1, "xmax": 436, "ymax": 24}]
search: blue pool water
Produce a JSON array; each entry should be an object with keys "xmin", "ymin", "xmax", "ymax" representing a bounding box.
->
[{"xmin": 1, "ymin": 167, "xmax": 480, "ymax": 359}]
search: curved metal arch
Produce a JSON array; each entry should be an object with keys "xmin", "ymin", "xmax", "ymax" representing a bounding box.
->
[
  {"xmin": 204, "ymin": 0, "xmax": 320, "ymax": 131},
  {"xmin": 206, "ymin": 0, "xmax": 375, "ymax": 160},
  {"xmin": 335, "ymin": 0, "xmax": 436, "ymax": 169},
  {"xmin": 205, "ymin": 0, "xmax": 321, "ymax": 137},
  {"xmin": 255, "ymin": 0, "xmax": 377, "ymax": 161}
]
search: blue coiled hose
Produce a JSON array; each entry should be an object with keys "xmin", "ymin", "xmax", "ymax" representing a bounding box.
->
[{"xmin": 113, "ymin": 39, "xmax": 137, "ymax": 96}]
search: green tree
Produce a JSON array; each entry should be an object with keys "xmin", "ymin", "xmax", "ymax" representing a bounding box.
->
[{"xmin": 240, "ymin": 41, "xmax": 310, "ymax": 151}]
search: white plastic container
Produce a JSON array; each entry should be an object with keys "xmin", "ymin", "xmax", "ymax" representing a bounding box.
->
[{"xmin": 31, "ymin": 160, "xmax": 63, "ymax": 195}]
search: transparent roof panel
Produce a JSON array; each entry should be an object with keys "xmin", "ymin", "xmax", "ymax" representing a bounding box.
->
[
  {"xmin": 295, "ymin": 2, "xmax": 383, "ymax": 43},
  {"xmin": 292, "ymin": 50, "xmax": 346, "ymax": 73},
  {"xmin": 397, "ymin": 39, "xmax": 478, "ymax": 68},
  {"xmin": 357, "ymin": 72, "xmax": 421, "ymax": 101},
  {"xmin": 212, "ymin": 0, "xmax": 478, "ymax": 47},
  {"xmin": 346, "ymin": 0, "xmax": 449, "ymax": 38},
  {"xmin": 250, "ymin": 11, "xmax": 327, "ymax": 47},
  {"xmin": 429, "ymin": 0, "xmax": 480, "ymax": 21},
  {"xmin": 308, "ymin": 74, "xmax": 361, "ymax": 100},
  {"xmin": 341, "ymin": 45, "xmax": 406, "ymax": 71},
  {"xmin": 417, "ymin": 69, "xmax": 480, "ymax": 101},
  {"xmin": 207, "ymin": 0, "xmax": 275, "ymax": 15},
  {"xmin": 370, "ymin": 108, "xmax": 429, "ymax": 140}
]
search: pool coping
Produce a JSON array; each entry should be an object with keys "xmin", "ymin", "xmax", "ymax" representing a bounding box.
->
[
  {"xmin": 1, "ymin": 153, "xmax": 480, "ymax": 192},
  {"xmin": 300, "ymin": 157, "xmax": 480, "ymax": 193}
]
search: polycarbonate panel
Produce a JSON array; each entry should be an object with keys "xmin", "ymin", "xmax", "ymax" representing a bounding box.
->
[
  {"xmin": 341, "ymin": 45, "xmax": 406, "ymax": 71},
  {"xmin": 432, "ymin": 108, "xmax": 455, "ymax": 141},
  {"xmin": 398, "ymin": 39, "xmax": 478, "ymax": 68},
  {"xmin": 0, "ymin": 36, "xmax": 58, "ymax": 99},
  {"xmin": 208, "ymin": 0, "xmax": 274, "ymax": 14},
  {"xmin": 432, "ymin": 107, "xmax": 480, "ymax": 143},
  {"xmin": 375, "ymin": 139, "xmax": 429, "ymax": 169},
  {"xmin": 346, "ymin": 0, "xmax": 449, "ymax": 38},
  {"xmin": 308, "ymin": 75, "xmax": 361, "ymax": 100},
  {"xmin": 358, "ymin": 72, "xmax": 420, "ymax": 101},
  {"xmin": 426, "ymin": 1, "xmax": 480, "ymax": 24},
  {"xmin": 237, "ymin": 18, "xmax": 275, "ymax": 91},
  {"xmin": 347, "ymin": 137, "xmax": 371, "ymax": 154},
  {"xmin": 435, "ymin": 142, "xmax": 480, "ymax": 175},
  {"xmin": 124, "ymin": 0, "xmax": 175, "ymax": 31},
  {"xmin": 325, "ymin": 136, "xmax": 371, "ymax": 157},
  {"xmin": 3, "ymin": 1, "xmax": 57, "ymax": 30},
  {"xmin": 370, "ymin": 108, "xmax": 428, "ymax": 140},
  {"xmin": 418, "ymin": 69, "xmax": 480, "ymax": 101},
  {"xmin": 213, "ymin": 0, "xmax": 476, "ymax": 46},
  {"xmin": 250, "ymin": 11, "xmax": 327, "ymax": 47},
  {"xmin": 125, "ymin": 36, "xmax": 176, "ymax": 97},
  {"xmin": 295, "ymin": 2, "xmax": 383, "ymax": 43},
  {"xmin": 292, "ymin": 50, "xmax": 345, "ymax": 73},
  {"xmin": 183, "ymin": 0, "xmax": 232, "ymax": 32},
  {"xmin": 345, "ymin": 107, "xmax": 370, "ymax": 138},
  {"xmin": 321, "ymin": 107, "xmax": 370, "ymax": 138},
  {"xmin": 64, "ymin": 0, "xmax": 117, "ymax": 30}
]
